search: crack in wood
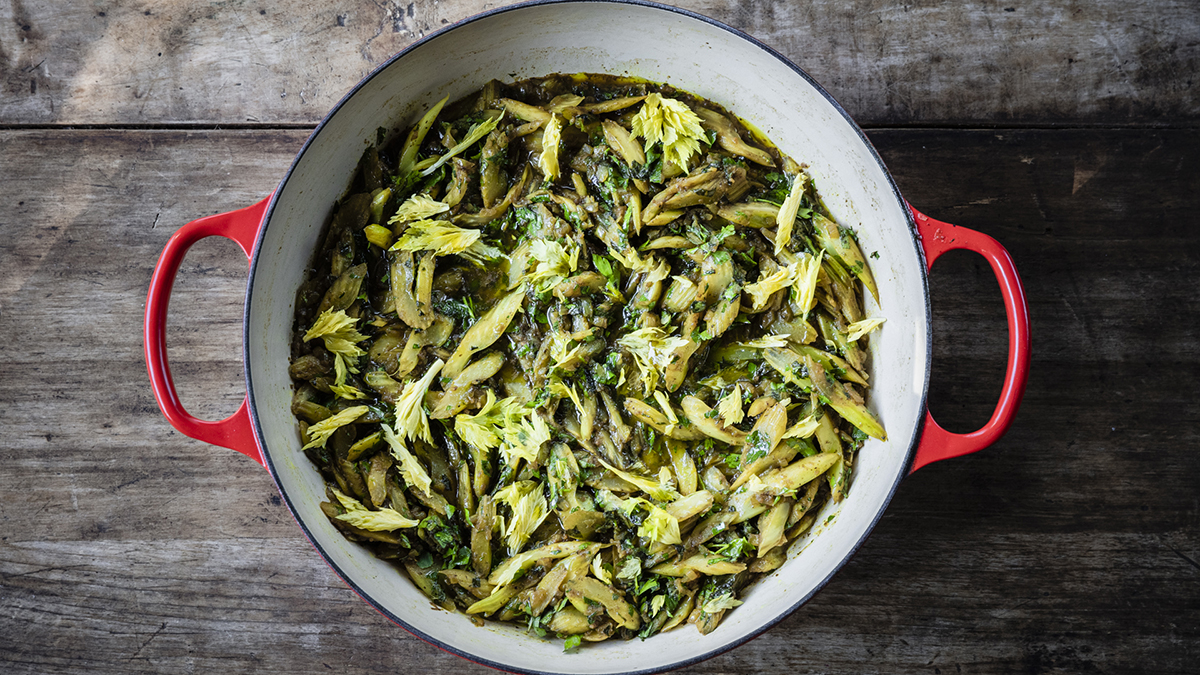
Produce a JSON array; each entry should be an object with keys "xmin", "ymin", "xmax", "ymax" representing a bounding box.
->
[
  {"xmin": 1163, "ymin": 541, "xmax": 1200, "ymax": 573},
  {"xmin": 128, "ymin": 621, "xmax": 167, "ymax": 660}
]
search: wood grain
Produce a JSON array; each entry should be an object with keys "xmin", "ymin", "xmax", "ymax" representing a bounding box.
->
[
  {"xmin": 0, "ymin": 127, "xmax": 1196, "ymax": 673},
  {"xmin": 1, "ymin": 0, "xmax": 1196, "ymax": 127}
]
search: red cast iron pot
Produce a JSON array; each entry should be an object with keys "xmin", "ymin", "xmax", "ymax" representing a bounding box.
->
[{"xmin": 145, "ymin": 2, "xmax": 1030, "ymax": 673}]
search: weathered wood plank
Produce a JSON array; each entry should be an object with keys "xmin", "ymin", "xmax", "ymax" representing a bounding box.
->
[
  {"xmin": 1, "ymin": 0, "xmax": 1196, "ymax": 127},
  {"xmin": 1, "ymin": 532, "xmax": 1192, "ymax": 674},
  {"xmin": 0, "ymin": 128, "xmax": 1197, "ymax": 673}
]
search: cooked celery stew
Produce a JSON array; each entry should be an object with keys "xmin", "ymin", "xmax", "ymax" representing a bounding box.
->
[{"xmin": 288, "ymin": 73, "xmax": 886, "ymax": 646}]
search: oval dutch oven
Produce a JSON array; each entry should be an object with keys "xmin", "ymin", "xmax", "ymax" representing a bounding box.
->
[{"xmin": 144, "ymin": 2, "xmax": 1030, "ymax": 673}]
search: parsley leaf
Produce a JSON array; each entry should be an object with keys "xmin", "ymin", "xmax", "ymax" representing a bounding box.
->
[{"xmin": 713, "ymin": 537, "xmax": 751, "ymax": 561}]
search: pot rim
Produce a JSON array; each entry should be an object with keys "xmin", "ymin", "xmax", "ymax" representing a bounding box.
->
[{"xmin": 243, "ymin": 1, "xmax": 933, "ymax": 672}]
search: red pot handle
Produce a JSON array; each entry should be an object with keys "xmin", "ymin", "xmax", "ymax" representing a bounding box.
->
[
  {"xmin": 908, "ymin": 204, "xmax": 1030, "ymax": 473},
  {"xmin": 143, "ymin": 198, "xmax": 271, "ymax": 467}
]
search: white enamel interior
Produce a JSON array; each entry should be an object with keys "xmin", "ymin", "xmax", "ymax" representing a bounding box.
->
[{"xmin": 244, "ymin": 3, "xmax": 929, "ymax": 673}]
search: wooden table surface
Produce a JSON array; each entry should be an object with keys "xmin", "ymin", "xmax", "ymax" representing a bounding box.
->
[{"xmin": 1, "ymin": 1, "xmax": 1197, "ymax": 672}]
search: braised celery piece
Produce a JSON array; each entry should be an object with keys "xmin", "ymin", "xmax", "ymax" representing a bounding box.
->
[
  {"xmin": 304, "ymin": 309, "xmax": 367, "ymax": 364},
  {"xmin": 363, "ymin": 224, "xmax": 393, "ymax": 249},
  {"xmin": 594, "ymin": 457, "xmax": 680, "ymax": 502},
  {"xmin": 443, "ymin": 288, "xmax": 525, "ymax": 380},
  {"xmin": 741, "ymin": 401, "xmax": 788, "ymax": 468},
  {"xmin": 317, "ymin": 263, "xmax": 369, "ymax": 314},
  {"xmin": 539, "ymin": 114, "xmax": 563, "ymax": 181},
  {"xmin": 812, "ymin": 212, "xmax": 879, "ymax": 303},
  {"xmin": 288, "ymin": 73, "xmax": 885, "ymax": 647},
  {"xmin": 737, "ymin": 333, "xmax": 791, "ymax": 350},
  {"xmin": 716, "ymin": 384, "xmax": 744, "ymax": 426},
  {"xmin": 631, "ymin": 93, "xmax": 707, "ymax": 169},
  {"xmin": 381, "ymin": 421, "xmax": 433, "ymax": 498},
  {"xmin": 566, "ymin": 576, "xmax": 640, "ymax": 630},
  {"xmin": 393, "ymin": 358, "xmax": 443, "ymax": 444},
  {"xmin": 302, "ymin": 406, "xmax": 367, "ymax": 450},
  {"xmin": 601, "ymin": 119, "xmax": 646, "ymax": 167},
  {"xmin": 466, "ymin": 585, "xmax": 517, "ymax": 616},
  {"xmin": 756, "ymin": 499, "xmax": 792, "ymax": 557},
  {"xmin": 806, "ymin": 355, "xmax": 887, "ymax": 440},
  {"xmin": 429, "ymin": 352, "xmax": 505, "ymax": 419},
  {"xmin": 762, "ymin": 346, "xmax": 815, "ymax": 389},
  {"xmin": 390, "ymin": 219, "xmax": 501, "ymax": 264},
  {"xmin": 793, "ymin": 344, "xmax": 868, "ymax": 386},
  {"xmin": 695, "ymin": 108, "xmax": 775, "ymax": 167},
  {"xmin": 523, "ymin": 239, "xmax": 580, "ymax": 294},
  {"xmin": 651, "ymin": 552, "xmax": 746, "ymax": 578},
  {"xmin": 389, "ymin": 251, "xmax": 426, "ymax": 329},
  {"xmin": 717, "ymin": 201, "xmax": 779, "ymax": 228},
  {"xmin": 498, "ymin": 97, "xmax": 551, "ymax": 124},
  {"xmin": 617, "ymin": 327, "xmax": 689, "ymax": 396},
  {"xmin": 680, "ymin": 395, "xmax": 747, "ymax": 446},
  {"xmin": 346, "ymin": 431, "xmax": 382, "ymax": 461},
  {"xmin": 479, "ymin": 130, "xmax": 509, "ymax": 208},
  {"xmin": 398, "ymin": 96, "xmax": 447, "ymax": 171},
  {"xmin": 744, "ymin": 262, "xmax": 799, "ymax": 311},
  {"xmin": 846, "ymin": 317, "xmax": 886, "ymax": 342},
  {"xmin": 702, "ymin": 592, "xmax": 743, "ymax": 613},
  {"xmin": 420, "ymin": 111, "xmax": 502, "ymax": 177},
  {"xmin": 783, "ymin": 415, "xmax": 820, "ymax": 440},
  {"xmin": 774, "ymin": 173, "xmax": 807, "ymax": 255},
  {"xmin": 793, "ymin": 251, "xmax": 824, "ymax": 319},
  {"xmin": 389, "ymin": 193, "xmax": 450, "ymax": 226},
  {"xmin": 488, "ymin": 541, "xmax": 597, "ymax": 588},
  {"xmin": 493, "ymin": 480, "xmax": 550, "ymax": 554},
  {"xmin": 337, "ymin": 506, "xmax": 419, "ymax": 532},
  {"xmin": 600, "ymin": 491, "xmax": 682, "ymax": 545},
  {"xmin": 664, "ymin": 490, "xmax": 713, "ymax": 522}
]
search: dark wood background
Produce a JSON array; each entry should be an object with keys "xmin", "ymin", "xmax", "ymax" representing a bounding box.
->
[{"xmin": 1, "ymin": 1, "xmax": 1196, "ymax": 672}]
